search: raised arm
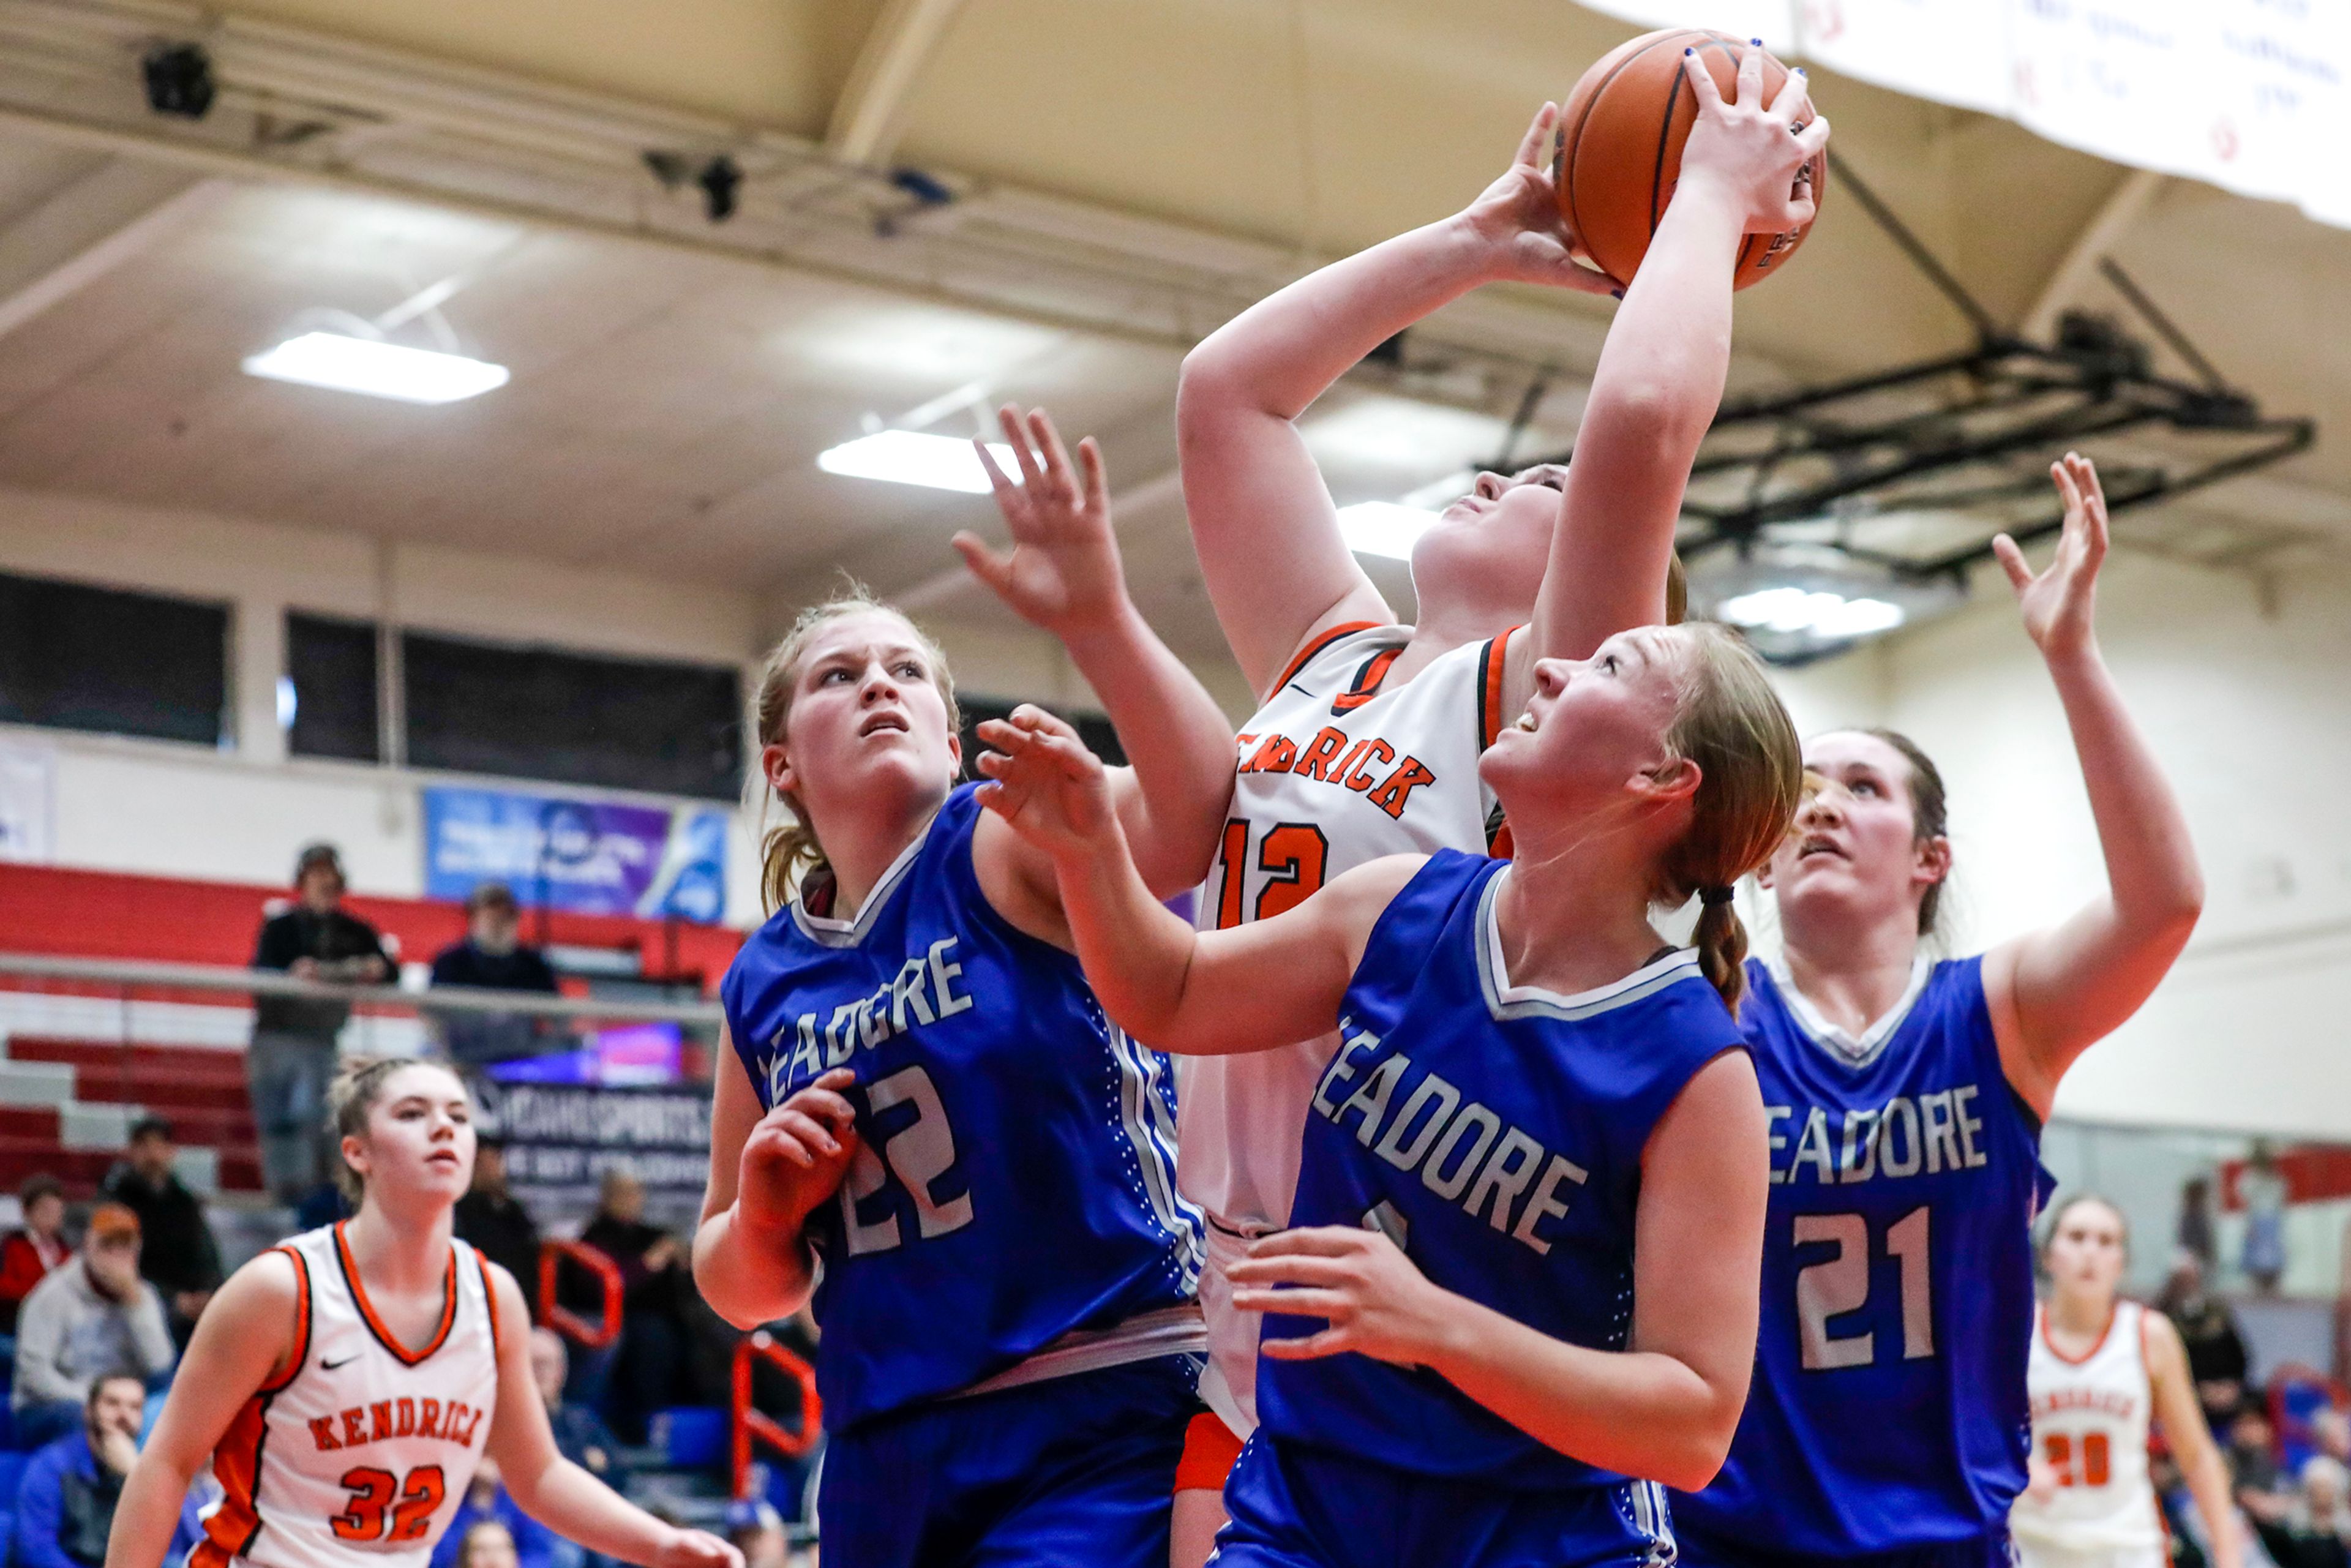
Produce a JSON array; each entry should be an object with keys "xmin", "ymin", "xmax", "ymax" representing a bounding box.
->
[
  {"xmin": 1177, "ymin": 105, "xmax": 1615, "ymax": 695},
  {"xmin": 2146, "ymin": 1310, "xmax": 2246, "ymax": 1568},
  {"xmin": 1529, "ymin": 47, "xmax": 1826, "ymax": 668},
  {"xmin": 959, "ymin": 406, "xmax": 1234, "ymax": 906},
  {"xmin": 1225, "ymin": 1049, "xmax": 1767, "ymax": 1490},
  {"xmin": 973, "ymin": 705, "xmax": 1410, "ymax": 1054},
  {"xmin": 107, "ymin": 1251, "xmax": 298, "ymax": 1568},
  {"xmin": 1982, "ymin": 454, "xmax": 2205, "ymax": 1119},
  {"xmin": 691, "ymin": 1033, "xmax": 858, "ymax": 1330}
]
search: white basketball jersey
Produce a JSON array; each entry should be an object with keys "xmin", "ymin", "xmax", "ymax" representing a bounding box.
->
[
  {"xmin": 1180, "ymin": 621, "xmax": 1517, "ymax": 1235},
  {"xmin": 194, "ymin": 1224, "xmax": 502, "ymax": 1568},
  {"xmin": 2011, "ymin": 1300, "xmax": 2165, "ymax": 1558}
]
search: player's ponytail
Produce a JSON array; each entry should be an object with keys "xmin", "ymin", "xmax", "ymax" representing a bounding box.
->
[
  {"xmin": 1655, "ymin": 623, "xmax": 1805, "ymax": 1016},
  {"xmin": 747, "ymin": 587, "xmax": 962, "ymax": 916}
]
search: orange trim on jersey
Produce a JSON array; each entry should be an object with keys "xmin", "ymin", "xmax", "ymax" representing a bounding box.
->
[
  {"xmin": 1475, "ymin": 625, "xmax": 1522, "ymax": 750},
  {"xmin": 1267, "ymin": 621, "xmax": 1382, "ymax": 700},
  {"xmin": 2038, "ymin": 1301, "xmax": 2119, "ymax": 1367},
  {"xmin": 473, "ymin": 1247, "xmax": 502, "ymax": 1361},
  {"xmin": 190, "ymin": 1394, "xmax": 270, "ymax": 1568},
  {"xmin": 1329, "ymin": 646, "xmax": 1403, "ymax": 715},
  {"xmin": 332, "ymin": 1222, "xmax": 459, "ymax": 1367},
  {"xmin": 260, "ymin": 1245, "xmax": 312, "ymax": 1394},
  {"xmin": 1172, "ymin": 1411, "xmax": 1245, "ymax": 1494}
]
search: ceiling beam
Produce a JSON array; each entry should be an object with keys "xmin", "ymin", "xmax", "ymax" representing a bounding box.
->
[
  {"xmin": 824, "ymin": 0, "xmax": 970, "ymax": 168},
  {"xmin": 0, "ymin": 156, "xmax": 223, "ymax": 341},
  {"xmin": 2020, "ymin": 168, "xmax": 2164, "ymax": 342}
]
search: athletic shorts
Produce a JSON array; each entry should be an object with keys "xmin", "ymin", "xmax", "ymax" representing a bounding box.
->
[
  {"xmin": 817, "ymin": 1355, "xmax": 1196, "ymax": 1568},
  {"xmin": 2011, "ymin": 1539, "xmax": 2164, "ymax": 1568},
  {"xmin": 1209, "ymin": 1434, "xmax": 1676, "ymax": 1568},
  {"xmin": 1674, "ymin": 1527, "xmax": 2019, "ymax": 1568},
  {"xmin": 1198, "ymin": 1221, "xmax": 1262, "ymax": 1442}
]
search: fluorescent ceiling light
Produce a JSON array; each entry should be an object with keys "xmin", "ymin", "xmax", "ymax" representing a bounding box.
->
[
  {"xmin": 817, "ymin": 430, "xmax": 1021, "ymax": 494},
  {"xmin": 1721, "ymin": 586, "xmax": 1905, "ymax": 640},
  {"xmin": 242, "ymin": 332, "xmax": 509, "ymax": 405},
  {"xmin": 1336, "ymin": 501, "xmax": 1438, "ymax": 561}
]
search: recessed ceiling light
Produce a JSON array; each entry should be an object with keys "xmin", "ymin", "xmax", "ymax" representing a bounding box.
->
[
  {"xmin": 1335, "ymin": 501, "xmax": 1439, "ymax": 561},
  {"xmin": 817, "ymin": 430, "xmax": 1020, "ymax": 494},
  {"xmin": 242, "ymin": 332, "xmax": 509, "ymax": 405},
  {"xmin": 1720, "ymin": 586, "xmax": 1906, "ymax": 639}
]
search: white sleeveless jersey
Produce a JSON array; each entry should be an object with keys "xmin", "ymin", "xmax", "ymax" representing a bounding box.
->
[
  {"xmin": 2011, "ymin": 1300, "xmax": 2165, "ymax": 1559},
  {"xmin": 194, "ymin": 1224, "xmax": 503, "ymax": 1568},
  {"xmin": 1183, "ymin": 621, "xmax": 1515, "ymax": 1434}
]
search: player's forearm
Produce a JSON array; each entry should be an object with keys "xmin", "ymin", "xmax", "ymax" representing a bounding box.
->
[
  {"xmin": 105, "ymin": 1452, "xmax": 203, "ymax": 1568},
  {"xmin": 1179, "ymin": 216, "xmax": 1498, "ymax": 422},
  {"xmin": 1420, "ymin": 1294, "xmax": 1741, "ymax": 1492},
  {"xmin": 2049, "ymin": 642, "xmax": 2203, "ymax": 943},
  {"xmin": 2182, "ymin": 1438, "xmax": 2246, "ymax": 1568},
  {"xmin": 691, "ymin": 1206, "xmax": 816, "ymax": 1330},
  {"xmin": 1047, "ymin": 831, "xmax": 1227, "ymax": 1051},
  {"xmin": 1056, "ymin": 601, "xmax": 1235, "ymax": 897},
  {"xmin": 511, "ymin": 1454, "xmax": 681, "ymax": 1566}
]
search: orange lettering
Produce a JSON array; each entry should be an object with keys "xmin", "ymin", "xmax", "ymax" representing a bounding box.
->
[
  {"xmin": 1344, "ymin": 740, "xmax": 1395, "ymax": 792},
  {"xmin": 395, "ymin": 1398, "xmax": 416, "ymax": 1437},
  {"xmin": 370, "ymin": 1402, "xmax": 394, "ymax": 1442},
  {"xmin": 1367, "ymin": 758, "xmax": 1436, "ymax": 819},
  {"xmin": 1294, "ymin": 727, "xmax": 1347, "ymax": 782},
  {"xmin": 419, "ymin": 1399, "xmax": 442, "ymax": 1439},
  {"xmin": 340, "ymin": 1409, "xmax": 368, "ymax": 1447},
  {"xmin": 310, "ymin": 1416, "xmax": 342, "ymax": 1452}
]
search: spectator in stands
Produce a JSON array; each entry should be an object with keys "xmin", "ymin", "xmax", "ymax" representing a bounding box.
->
[
  {"xmin": 430, "ymin": 1455, "xmax": 555, "ymax": 1568},
  {"xmin": 2165, "ymin": 1256, "xmax": 2254, "ymax": 1425},
  {"xmin": 249, "ymin": 842, "xmax": 390, "ymax": 1204},
  {"xmin": 531, "ymin": 1327, "xmax": 623, "ymax": 1484},
  {"xmin": 580, "ymin": 1170, "xmax": 690, "ymax": 1442},
  {"xmin": 101, "ymin": 1116, "xmax": 222, "ymax": 1344},
  {"xmin": 453, "ymin": 1519, "xmax": 520, "ymax": 1568},
  {"xmin": 10, "ymin": 1204, "xmax": 173, "ymax": 1447},
  {"xmin": 2235, "ymin": 1401, "xmax": 2294, "ymax": 1529},
  {"xmin": 2255, "ymin": 1454, "xmax": 2351, "ymax": 1568},
  {"xmin": 0, "ymin": 1174, "xmax": 70, "ymax": 1334},
  {"xmin": 431, "ymin": 884, "xmax": 560, "ymax": 1066},
  {"xmin": 2244, "ymin": 1141, "xmax": 2292, "ymax": 1296},
  {"xmin": 455, "ymin": 1133, "xmax": 541, "ymax": 1308},
  {"xmin": 12, "ymin": 1370, "xmax": 201, "ymax": 1568},
  {"xmin": 2179, "ymin": 1175, "xmax": 2219, "ymax": 1274}
]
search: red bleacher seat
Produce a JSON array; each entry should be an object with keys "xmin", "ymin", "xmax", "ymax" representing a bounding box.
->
[{"xmin": 0, "ymin": 1037, "xmax": 263, "ymax": 1195}]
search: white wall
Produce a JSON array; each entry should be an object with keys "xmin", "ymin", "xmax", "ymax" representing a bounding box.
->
[{"xmin": 1768, "ymin": 544, "xmax": 2351, "ymax": 1139}]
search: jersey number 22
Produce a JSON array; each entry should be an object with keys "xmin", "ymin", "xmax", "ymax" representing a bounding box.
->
[{"xmin": 839, "ymin": 1065, "xmax": 973, "ymax": 1255}]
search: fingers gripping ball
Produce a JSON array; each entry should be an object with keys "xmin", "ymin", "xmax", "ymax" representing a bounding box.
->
[{"xmin": 1554, "ymin": 29, "xmax": 1826, "ymax": 290}]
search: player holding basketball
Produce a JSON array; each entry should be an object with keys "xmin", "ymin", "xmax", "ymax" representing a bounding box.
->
[
  {"xmin": 103, "ymin": 1058, "xmax": 740, "ymax": 1568},
  {"xmin": 1167, "ymin": 45, "xmax": 1825, "ymax": 1559},
  {"xmin": 2012, "ymin": 1195, "xmax": 2243, "ymax": 1568},
  {"xmin": 691, "ymin": 407, "xmax": 1233, "ymax": 1568},
  {"xmin": 975, "ymin": 610, "xmax": 1803, "ymax": 1567},
  {"xmin": 1669, "ymin": 454, "xmax": 2205, "ymax": 1567}
]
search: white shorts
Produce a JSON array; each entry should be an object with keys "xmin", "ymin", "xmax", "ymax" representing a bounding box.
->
[
  {"xmin": 1196, "ymin": 1223, "xmax": 1260, "ymax": 1441},
  {"xmin": 2012, "ymin": 1537, "xmax": 2166, "ymax": 1568}
]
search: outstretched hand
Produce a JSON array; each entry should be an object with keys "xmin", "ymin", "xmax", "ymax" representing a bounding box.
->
[
  {"xmin": 650, "ymin": 1527, "xmax": 745, "ymax": 1568},
  {"xmin": 1228, "ymin": 1225, "xmax": 1457, "ymax": 1367},
  {"xmin": 1458, "ymin": 103, "xmax": 1621, "ymax": 294},
  {"xmin": 1995, "ymin": 451, "xmax": 2109, "ymax": 660},
  {"xmin": 956, "ymin": 405, "xmax": 1128, "ymax": 640},
  {"xmin": 735, "ymin": 1067, "xmax": 860, "ymax": 1239},
  {"xmin": 1675, "ymin": 43, "xmax": 1828, "ymax": 235},
  {"xmin": 973, "ymin": 705, "xmax": 1119, "ymax": 861}
]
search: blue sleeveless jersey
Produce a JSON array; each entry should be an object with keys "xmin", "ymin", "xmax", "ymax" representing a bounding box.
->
[
  {"xmin": 1259, "ymin": 850, "xmax": 1743, "ymax": 1517},
  {"xmin": 1673, "ymin": 956, "xmax": 2057, "ymax": 1559},
  {"xmin": 719, "ymin": 786, "xmax": 1201, "ymax": 1432}
]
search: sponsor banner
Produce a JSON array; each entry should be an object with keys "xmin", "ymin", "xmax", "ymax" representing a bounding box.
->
[
  {"xmin": 476, "ymin": 1079, "xmax": 712, "ymax": 1225},
  {"xmin": 421, "ymin": 784, "xmax": 729, "ymax": 923}
]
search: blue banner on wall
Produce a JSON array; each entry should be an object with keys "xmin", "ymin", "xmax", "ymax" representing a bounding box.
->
[{"xmin": 421, "ymin": 785, "xmax": 729, "ymax": 923}]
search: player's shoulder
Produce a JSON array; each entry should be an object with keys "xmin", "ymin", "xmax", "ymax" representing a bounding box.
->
[{"xmin": 207, "ymin": 1242, "xmax": 309, "ymax": 1330}]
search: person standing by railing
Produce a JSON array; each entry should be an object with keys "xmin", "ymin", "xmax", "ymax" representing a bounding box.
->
[{"xmin": 247, "ymin": 842, "xmax": 389, "ymax": 1205}]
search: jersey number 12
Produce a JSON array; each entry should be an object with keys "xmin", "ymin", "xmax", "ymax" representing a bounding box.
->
[
  {"xmin": 1794, "ymin": 1207, "xmax": 1934, "ymax": 1370},
  {"xmin": 1214, "ymin": 820, "xmax": 1329, "ymax": 928}
]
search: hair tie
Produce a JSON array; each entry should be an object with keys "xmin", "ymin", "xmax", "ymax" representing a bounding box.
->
[{"xmin": 1700, "ymin": 885, "xmax": 1735, "ymax": 907}]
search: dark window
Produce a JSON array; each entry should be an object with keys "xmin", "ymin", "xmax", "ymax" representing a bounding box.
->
[
  {"xmin": 285, "ymin": 613, "xmax": 380, "ymax": 763},
  {"xmin": 958, "ymin": 694, "xmax": 1125, "ymax": 782},
  {"xmin": 403, "ymin": 632, "xmax": 741, "ymax": 800},
  {"xmin": 0, "ymin": 571, "xmax": 227, "ymax": 745}
]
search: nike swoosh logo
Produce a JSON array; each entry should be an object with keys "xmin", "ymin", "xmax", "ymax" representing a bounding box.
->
[{"xmin": 321, "ymin": 1354, "xmax": 359, "ymax": 1371}]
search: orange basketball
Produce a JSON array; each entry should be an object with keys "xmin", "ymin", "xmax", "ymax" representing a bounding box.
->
[{"xmin": 1553, "ymin": 29, "xmax": 1825, "ymax": 291}]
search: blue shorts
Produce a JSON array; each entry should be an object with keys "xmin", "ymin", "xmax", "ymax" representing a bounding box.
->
[
  {"xmin": 1673, "ymin": 1528, "xmax": 2017, "ymax": 1568},
  {"xmin": 817, "ymin": 1355, "xmax": 1196, "ymax": 1568},
  {"xmin": 1210, "ymin": 1434, "xmax": 1676, "ymax": 1568}
]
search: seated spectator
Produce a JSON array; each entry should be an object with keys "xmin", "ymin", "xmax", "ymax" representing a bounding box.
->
[
  {"xmin": 455, "ymin": 1135, "xmax": 541, "ymax": 1308},
  {"xmin": 249, "ymin": 842, "xmax": 391, "ymax": 1203},
  {"xmin": 102, "ymin": 1116, "xmax": 223, "ymax": 1343},
  {"xmin": 2164, "ymin": 1257, "xmax": 2252, "ymax": 1425},
  {"xmin": 11, "ymin": 1204, "xmax": 174, "ymax": 1449},
  {"xmin": 454, "ymin": 1519, "xmax": 520, "ymax": 1568},
  {"xmin": 429, "ymin": 1456, "xmax": 556, "ymax": 1568},
  {"xmin": 2235, "ymin": 1400, "xmax": 2295, "ymax": 1531},
  {"xmin": 531, "ymin": 1327, "xmax": 623, "ymax": 1484},
  {"xmin": 431, "ymin": 884, "xmax": 560, "ymax": 1066},
  {"xmin": 2257, "ymin": 1454, "xmax": 2351, "ymax": 1568},
  {"xmin": 12, "ymin": 1370, "xmax": 201, "ymax": 1568},
  {"xmin": 579, "ymin": 1171, "xmax": 690, "ymax": 1442},
  {"xmin": 0, "ymin": 1175, "xmax": 70, "ymax": 1334}
]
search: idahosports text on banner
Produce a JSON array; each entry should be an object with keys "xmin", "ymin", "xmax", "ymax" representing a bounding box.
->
[{"xmin": 421, "ymin": 784, "xmax": 729, "ymax": 923}]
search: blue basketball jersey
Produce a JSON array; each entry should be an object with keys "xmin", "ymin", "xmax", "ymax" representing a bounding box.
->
[
  {"xmin": 1258, "ymin": 850, "xmax": 1744, "ymax": 1519},
  {"xmin": 721, "ymin": 785, "xmax": 1202, "ymax": 1432},
  {"xmin": 1673, "ymin": 956, "xmax": 2057, "ymax": 1559}
]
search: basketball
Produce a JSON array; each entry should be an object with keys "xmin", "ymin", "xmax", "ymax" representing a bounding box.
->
[{"xmin": 1554, "ymin": 28, "xmax": 1826, "ymax": 291}]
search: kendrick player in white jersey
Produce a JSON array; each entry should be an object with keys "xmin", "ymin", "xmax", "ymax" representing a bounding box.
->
[
  {"xmin": 1168, "ymin": 64, "xmax": 1827, "ymax": 1562},
  {"xmin": 2014, "ymin": 1195, "xmax": 2243, "ymax": 1568},
  {"xmin": 106, "ymin": 1059, "xmax": 740, "ymax": 1568}
]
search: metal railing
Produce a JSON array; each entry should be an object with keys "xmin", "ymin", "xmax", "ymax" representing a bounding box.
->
[
  {"xmin": 538, "ymin": 1239, "xmax": 626, "ymax": 1351},
  {"xmin": 732, "ymin": 1329, "xmax": 822, "ymax": 1497}
]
